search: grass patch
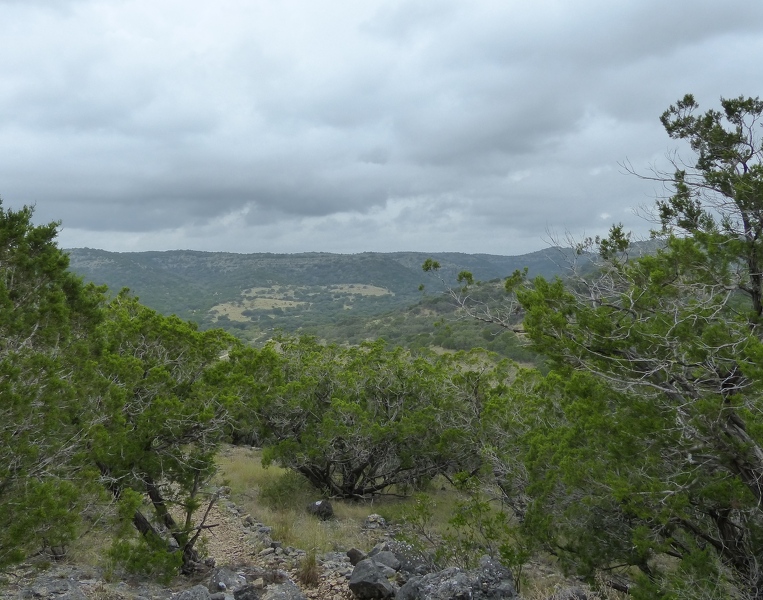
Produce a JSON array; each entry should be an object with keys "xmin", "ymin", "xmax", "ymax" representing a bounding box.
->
[
  {"xmin": 214, "ymin": 446, "xmax": 608, "ymax": 597},
  {"xmin": 214, "ymin": 447, "xmax": 463, "ymax": 554}
]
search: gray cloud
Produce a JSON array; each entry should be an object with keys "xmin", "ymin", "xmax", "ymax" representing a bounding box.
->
[{"xmin": 1, "ymin": 0, "xmax": 762, "ymax": 255}]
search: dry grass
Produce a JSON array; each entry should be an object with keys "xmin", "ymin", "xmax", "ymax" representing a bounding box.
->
[
  {"xmin": 213, "ymin": 449, "xmax": 613, "ymax": 597},
  {"xmin": 215, "ymin": 447, "xmax": 611, "ymax": 597},
  {"xmin": 296, "ymin": 550, "xmax": 320, "ymax": 587},
  {"xmin": 213, "ymin": 447, "xmax": 461, "ymax": 555},
  {"xmin": 328, "ymin": 284, "xmax": 392, "ymax": 297},
  {"xmin": 58, "ymin": 446, "xmax": 616, "ymax": 598}
]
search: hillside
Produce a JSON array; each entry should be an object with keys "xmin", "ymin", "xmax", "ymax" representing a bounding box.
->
[{"xmin": 65, "ymin": 247, "xmax": 587, "ymax": 347}]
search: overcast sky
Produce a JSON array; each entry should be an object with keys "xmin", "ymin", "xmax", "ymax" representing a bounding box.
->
[{"xmin": 1, "ymin": 0, "xmax": 762, "ymax": 255}]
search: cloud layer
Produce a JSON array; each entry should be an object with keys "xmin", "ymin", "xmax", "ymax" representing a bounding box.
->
[{"xmin": 2, "ymin": 0, "xmax": 762, "ymax": 254}]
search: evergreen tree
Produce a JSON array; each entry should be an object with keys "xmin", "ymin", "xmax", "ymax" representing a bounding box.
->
[{"xmin": 0, "ymin": 202, "xmax": 105, "ymax": 566}]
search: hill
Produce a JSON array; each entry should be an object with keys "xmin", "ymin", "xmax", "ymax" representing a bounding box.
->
[{"xmin": 65, "ymin": 247, "xmax": 587, "ymax": 347}]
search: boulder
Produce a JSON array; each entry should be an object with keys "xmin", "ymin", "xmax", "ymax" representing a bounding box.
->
[
  {"xmin": 234, "ymin": 585, "xmax": 262, "ymax": 600},
  {"xmin": 28, "ymin": 577, "xmax": 88, "ymax": 600},
  {"xmin": 370, "ymin": 540, "xmax": 434, "ymax": 578},
  {"xmin": 396, "ymin": 557, "xmax": 516, "ymax": 600},
  {"xmin": 208, "ymin": 567, "xmax": 247, "ymax": 593},
  {"xmin": 363, "ymin": 514, "xmax": 388, "ymax": 530},
  {"xmin": 369, "ymin": 551, "xmax": 400, "ymax": 572},
  {"xmin": 475, "ymin": 556, "xmax": 517, "ymax": 598},
  {"xmin": 174, "ymin": 585, "xmax": 212, "ymax": 600},
  {"xmin": 306, "ymin": 499, "xmax": 334, "ymax": 520},
  {"xmin": 261, "ymin": 580, "xmax": 307, "ymax": 600},
  {"xmin": 348, "ymin": 558, "xmax": 397, "ymax": 599},
  {"xmin": 347, "ymin": 547, "xmax": 368, "ymax": 566}
]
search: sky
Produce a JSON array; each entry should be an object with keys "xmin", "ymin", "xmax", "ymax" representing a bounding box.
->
[{"xmin": 1, "ymin": 0, "xmax": 762, "ymax": 256}]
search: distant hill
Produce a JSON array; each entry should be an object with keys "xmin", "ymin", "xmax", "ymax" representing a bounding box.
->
[{"xmin": 65, "ymin": 247, "xmax": 591, "ymax": 344}]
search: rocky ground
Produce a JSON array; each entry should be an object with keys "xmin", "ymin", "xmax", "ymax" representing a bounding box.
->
[
  {"xmin": 0, "ymin": 493, "xmax": 369, "ymax": 600},
  {"xmin": 0, "ymin": 489, "xmax": 593, "ymax": 600}
]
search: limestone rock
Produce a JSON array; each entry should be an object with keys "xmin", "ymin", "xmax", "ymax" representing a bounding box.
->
[
  {"xmin": 173, "ymin": 584, "xmax": 213, "ymax": 600},
  {"xmin": 261, "ymin": 580, "xmax": 307, "ymax": 600},
  {"xmin": 396, "ymin": 557, "xmax": 516, "ymax": 600},
  {"xmin": 348, "ymin": 558, "xmax": 396, "ymax": 599},
  {"xmin": 209, "ymin": 567, "xmax": 247, "ymax": 593},
  {"xmin": 347, "ymin": 548, "xmax": 367, "ymax": 566}
]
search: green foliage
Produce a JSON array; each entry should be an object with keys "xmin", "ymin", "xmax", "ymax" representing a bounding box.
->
[
  {"xmin": 494, "ymin": 95, "xmax": 763, "ymax": 597},
  {"xmin": 105, "ymin": 488, "xmax": 183, "ymax": 583},
  {"xmin": 0, "ymin": 200, "xmax": 246, "ymax": 574},
  {"xmin": 0, "ymin": 201, "xmax": 106, "ymax": 567},
  {"xmin": 442, "ymin": 477, "xmax": 533, "ymax": 594},
  {"xmin": 422, "ymin": 258, "xmax": 441, "ymax": 272},
  {"xmin": 90, "ymin": 290, "xmax": 240, "ymax": 572},
  {"xmin": 258, "ymin": 470, "xmax": 316, "ymax": 511},
  {"xmin": 230, "ymin": 337, "xmax": 508, "ymax": 498}
]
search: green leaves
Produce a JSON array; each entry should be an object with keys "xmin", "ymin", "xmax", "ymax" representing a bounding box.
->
[
  {"xmin": 89, "ymin": 291, "xmax": 240, "ymax": 570},
  {"xmin": 0, "ymin": 201, "xmax": 107, "ymax": 567},
  {"xmin": 495, "ymin": 95, "xmax": 763, "ymax": 596},
  {"xmin": 239, "ymin": 337, "xmax": 505, "ymax": 498}
]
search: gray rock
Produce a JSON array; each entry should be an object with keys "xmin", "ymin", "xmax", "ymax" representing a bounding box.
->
[
  {"xmin": 476, "ymin": 556, "xmax": 517, "ymax": 598},
  {"xmin": 27, "ymin": 577, "xmax": 87, "ymax": 600},
  {"xmin": 349, "ymin": 558, "xmax": 397, "ymax": 599},
  {"xmin": 370, "ymin": 551, "xmax": 401, "ymax": 572},
  {"xmin": 363, "ymin": 514, "xmax": 388, "ymax": 530},
  {"xmin": 347, "ymin": 547, "xmax": 367, "ymax": 566},
  {"xmin": 209, "ymin": 567, "xmax": 247, "ymax": 593},
  {"xmin": 396, "ymin": 568, "xmax": 470, "ymax": 600},
  {"xmin": 234, "ymin": 585, "xmax": 262, "ymax": 600},
  {"xmin": 174, "ymin": 585, "xmax": 213, "ymax": 600},
  {"xmin": 306, "ymin": 499, "xmax": 334, "ymax": 520},
  {"xmin": 372, "ymin": 540, "xmax": 434, "ymax": 578},
  {"xmin": 261, "ymin": 580, "xmax": 306, "ymax": 600},
  {"xmin": 395, "ymin": 558, "xmax": 516, "ymax": 600}
]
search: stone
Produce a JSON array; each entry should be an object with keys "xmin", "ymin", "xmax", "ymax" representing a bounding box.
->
[
  {"xmin": 347, "ymin": 547, "xmax": 367, "ymax": 566},
  {"xmin": 234, "ymin": 585, "xmax": 262, "ymax": 600},
  {"xmin": 174, "ymin": 584, "xmax": 213, "ymax": 600},
  {"xmin": 29, "ymin": 577, "xmax": 88, "ymax": 600},
  {"xmin": 383, "ymin": 540, "xmax": 433, "ymax": 577},
  {"xmin": 261, "ymin": 580, "xmax": 307, "ymax": 600},
  {"xmin": 348, "ymin": 558, "xmax": 397, "ymax": 599},
  {"xmin": 362, "ymin": 514, "xmax": 387, "ymax": 530},
  {"xmin": 396, "ymin": 569, "xmax": 470, "ymax": 600},
  {"xmin": 209, "ymin": 567, "xmax": 247, "ymax": 593},
  {"xmin": 475, "ymin": 556, "xmax": 516, "ymax": 598},
  {"xmin": 547, "ymin": 588, "xmax": 589, "ymax": 600},
  {"xmin": 306, "ymin": 500, "xmax": 334, "ymax": 520},
  {"xmin": 395, "ymin": 557, "xmax": 517, "ymax": 600},
  {"xmin": 368, "ymin": 551, "xmax": 400, "ymax": 572}
]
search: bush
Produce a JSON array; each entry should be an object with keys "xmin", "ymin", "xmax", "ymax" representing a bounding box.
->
[{"xmin": 240, "ymin": 338, "xmax": 503, "ymax": 498}]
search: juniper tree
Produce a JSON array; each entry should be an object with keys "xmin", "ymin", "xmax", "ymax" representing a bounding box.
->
[{"xmin": 432, "ymin": 95, "xmax": 763, "ymax": 598}]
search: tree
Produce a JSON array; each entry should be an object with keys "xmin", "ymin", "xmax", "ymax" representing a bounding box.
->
[
  {"xmin": 89, "ymin": 291, "xmax": 239, "ymax": 574},
  {"xmin": 434, "ymin": 95, "xmax": 763, "ymax": 598},
  {"xmin": 0, "ymin": 202, "xmax": 106, "ymax": 567},
  {"xmin": 233, "ymin": 336, "xmax": 501, "ymax": 498}
]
